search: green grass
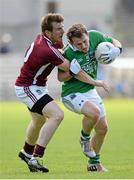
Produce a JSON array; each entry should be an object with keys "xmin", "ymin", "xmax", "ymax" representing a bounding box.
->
[{"xmin": 0, "ymin": 99, "xmax": 134, "ymax": 179}]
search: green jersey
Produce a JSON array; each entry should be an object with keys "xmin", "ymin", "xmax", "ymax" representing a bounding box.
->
[{"xmin": 61, "ymin": 30, "xmax": 113, "ymax": 97}]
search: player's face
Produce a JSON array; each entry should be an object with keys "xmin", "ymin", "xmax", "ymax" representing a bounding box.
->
[
  {"xmin": 71, "ymin": 33, "xmax": 89, "ymax": 53},
  {"xmin": 50, "ymin": 22, "xmax": 65, "ymax": 43}
]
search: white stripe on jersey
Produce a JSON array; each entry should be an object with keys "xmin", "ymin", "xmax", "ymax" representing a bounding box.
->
[
  {"xmin": 24, "ymin": 42, "xmax": 34, "ymax": 62},
  {"xmin": 47, "ymin": 41, "xmax": 64, "ymax": 61},
  {"xmin": 33, "ymin": 63, "xmax": 51, "ymax": 85}
]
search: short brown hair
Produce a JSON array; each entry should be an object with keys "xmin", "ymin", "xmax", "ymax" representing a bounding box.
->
[
  {"xmin": 41, "ymin": 13, "xmax": 64, "ymax": 33},
  {"xmin": 67, "ymin": 24, "xmax": 88, "ymax": 42}
]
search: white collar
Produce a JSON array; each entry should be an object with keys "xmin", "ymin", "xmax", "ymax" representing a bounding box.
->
[
  {"xmin": 69, "ymin": 43, "xmax": 79, "ymax": 51},
  {"xmin": 43, "ymin": 35, "xmax": 53, "ymax": 45}
]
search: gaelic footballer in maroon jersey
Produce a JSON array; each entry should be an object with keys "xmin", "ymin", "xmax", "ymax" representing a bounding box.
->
[
  {"xmin": 14, "ymin": 13, "xmax": 69, "ymax": 173},
  {"xmin": 15, "ymin": 34, "xmax": 64, "ymax": 87}
]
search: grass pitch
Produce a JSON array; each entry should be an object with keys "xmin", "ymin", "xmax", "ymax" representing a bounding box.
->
[{"xmin": 0, "ymin": 99, "xmax": 134, "ymax": 179}]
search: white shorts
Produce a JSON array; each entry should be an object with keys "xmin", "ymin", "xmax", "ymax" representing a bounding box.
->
[
  {"xmin": 62, "ymin": 89, "xmax": 106, "ymax": 118},
  {"xmin": 15, "ymin": 85, "xmax": 51, "ymax": 109}
]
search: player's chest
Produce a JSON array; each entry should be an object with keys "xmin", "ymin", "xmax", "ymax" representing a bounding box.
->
[{"xmin": 75, "ymin": 50, "xmax": 95, "ymax": 66}]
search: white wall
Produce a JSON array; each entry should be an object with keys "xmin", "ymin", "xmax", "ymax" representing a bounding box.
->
[
  {"xmin": 39, "ymin": 0, "xmax": 116, "ymax": 34},
  {"xmin": 0, "ymin": 0, "xmax": 116, "ymax": 51},
  {"xmin": 0, "ymin": 0, "xmax": 40, "ymax": 25}
]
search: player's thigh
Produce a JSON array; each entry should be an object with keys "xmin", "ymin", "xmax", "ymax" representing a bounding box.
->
[
  {"xmin": 42, "ymin": 101, "xmax": 64, "ymax": 120},
  {"xmin": 62, "ymin": 93, "xmax": 89, "ymax": 114},
  {"xmin": 15, "ymin": 85, "xmax": 48, "ymax": 108},
  {"xmin": 15, "ymin": 85, "xmax": 54, "ymax": 115},
  {"xmin": 85, "ymin": 89, "xmax": 106, "ymax": 118},
  {"xmin": 62, "ymin": 92, "xmax": 101, "ymax": 118},
  {"xmin": 81, "ymin": 101, "xmax": 100, "ymax": 119}
]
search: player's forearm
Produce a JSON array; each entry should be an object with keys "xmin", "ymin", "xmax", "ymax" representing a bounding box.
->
[
  {"xmin": 58, "ymin": 68, "xmax": 97, "ymax": 84},
  {"xmin": 75, "ymin": 69, "xmax": 103, "ymax": 87},
  {"xmin": 58, "ymin": 69, "xmax": 109, "ymax": 92},
  {"xmin": 75, "ymin": 69, "xmax": 96, "ymax": 85},
  {"xmin": 58, "ymin": 68, "xmax": 96, "ymax": 84},
  {"xmin": 75, "ymin": 70, "xmax": 110, "ymax": 92}
]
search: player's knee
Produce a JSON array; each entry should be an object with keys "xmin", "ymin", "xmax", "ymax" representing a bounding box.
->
[
  {"xmin": 104, "ymin": 125, "xmax": 108, "ymax": 135},
  {"xmin": 53, "ymin": 110, "xmax": 64, "ymax": 123},
  {"xmin": 92, "ymin": 109, "xmax": 101, "ymax": 124},
  {"xmin": 83, "ymin": 106, "xmax": 100, "ymax": 124},
  {"xmin": 57, "ymin": 110, "xmax": 64, "ymax": 122}
]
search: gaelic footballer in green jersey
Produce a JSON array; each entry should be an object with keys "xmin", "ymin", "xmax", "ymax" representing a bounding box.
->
[
  {"xmin": 58, "ymin": 24, "xmax": 122, "ymax": 172},
  {"xmin": 61, "ymin": 28, "xmax": 121, "ymax": 97}
]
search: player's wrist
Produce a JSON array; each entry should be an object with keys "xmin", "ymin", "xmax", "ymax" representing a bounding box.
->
[
  {"xmin": 94, "ymin": 80, "xmax": 102, "ymax": 87},
  {"xmin": 118, "ymin": 47, "xmax": 122, "ymax": 54}
]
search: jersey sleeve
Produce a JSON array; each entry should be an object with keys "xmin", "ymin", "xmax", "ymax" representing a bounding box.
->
[
  {"xmin": 63, "ymin": 45, "xmax": 74, "ymax": 62},
  {"xmin": 58, "ymin": 45, "xmax": 73, "ymax": 72},
  {"xmin": 89, "ymin": 30, "xmax": 113, "ymax": 45},
  {"xmin": 48, "ymin": 46, "xmax": 65, "ymax": 66}
]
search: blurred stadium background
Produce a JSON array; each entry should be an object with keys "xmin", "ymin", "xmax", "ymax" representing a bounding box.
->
[{"xmin": 0, "ymin": 0, "xmax": 134, "ymax": 100}]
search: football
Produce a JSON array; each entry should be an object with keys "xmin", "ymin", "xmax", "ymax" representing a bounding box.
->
[{"xmin": 95, "ymin": 42, "xmax": 115, "ymax": 64}]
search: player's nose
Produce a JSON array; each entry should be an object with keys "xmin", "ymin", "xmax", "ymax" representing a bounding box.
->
[{"xmin": 82, "ymin": 44, "xmax": 87, "ymax": 50}]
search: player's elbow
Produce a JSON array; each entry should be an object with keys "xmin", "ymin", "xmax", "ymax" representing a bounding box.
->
[
  {"xmin": 58, "ymin": 78, "xmax": 64, "ymax": 82},
  {"xmin": 57, "ymin": 74, "xmax": 64, "ymax": 82}
]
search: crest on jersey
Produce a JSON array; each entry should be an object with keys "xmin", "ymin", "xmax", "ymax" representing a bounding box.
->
[
  {"xmin": 36, "ymin": 89, "xmax": 42, "ymax": 95},
  {"xmin": 69, "ymin": 94, "xmax": 76, "ymax": 100},
  {"xmin": 88, "ymin": 51, "xmax": 95, "ymax": 61}
]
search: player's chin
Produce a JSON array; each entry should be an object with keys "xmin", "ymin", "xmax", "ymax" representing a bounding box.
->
[{"xmin": 82, "ymin": 49, "xmax": 88, "ymax": 53}]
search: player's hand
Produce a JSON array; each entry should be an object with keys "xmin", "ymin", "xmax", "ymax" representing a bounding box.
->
[
  {"xmin": 95, "ymin": 80, "xmax": 110, "ymax": 93},
  {"xmin": 100, "ymin": 47, "xmax": 121, "ymax": 63},
  {"xmin": 101, "ymin": 81, "xmax": 110, "ymax": 93},
  {"xmin": 69, "ymin": 59, "xmax": 81, "ymax": 76}
]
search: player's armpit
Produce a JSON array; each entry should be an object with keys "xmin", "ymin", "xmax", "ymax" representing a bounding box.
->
[
  {"xmin": 57, "ymin": 69, "xmax": 72, "ymax": 82},
  {"xmin": 58, "ymin": 58, "xmax": 70, "ymax": 72}
]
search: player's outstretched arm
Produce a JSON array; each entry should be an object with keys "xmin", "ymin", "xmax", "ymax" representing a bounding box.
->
[
  {"xmin": 58, "ymin": 59, "xmax": 110, "ymax": 92},
  {"xmin": 75, "ymin": 70, "xmax": 110, "ymax": 93}
]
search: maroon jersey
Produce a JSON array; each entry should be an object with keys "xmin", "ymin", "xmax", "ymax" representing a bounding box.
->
[{"xmin": 15, "ymin": 33, "xmax": 64, "ymax": 86}]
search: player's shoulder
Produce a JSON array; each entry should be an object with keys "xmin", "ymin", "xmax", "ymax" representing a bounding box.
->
[
  {"xmin": 35, "ymin": 33, "xmax": 53, "ymax": 53},
  {"xmin": 88, "ymin": 30, "xmax": 103, "ymax": 36},
  {"xmin": 34, "ymin": 33, "xmax": 45, "ymax": 50},
  {"xmin": 88, "ymin": 30, "xmax": 106, "ymax": 44},
  {"xmin": 34, "ymin": 33, "xmax": 44, "ymax": 43},
  {"xmin": 64, "ymin": 44, "xmax": 74, "ymax": 53},
  {"xmin": 63, "ymin": 44, "xmax": 76, "ymax": 60}
]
